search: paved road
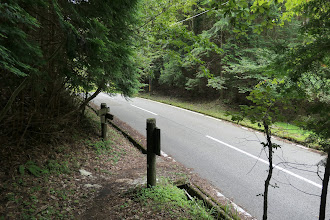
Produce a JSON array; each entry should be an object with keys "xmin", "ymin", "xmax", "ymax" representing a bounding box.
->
[{"xmin": 93, "ymin": 93, "xmax": 329, "ymax": 220}]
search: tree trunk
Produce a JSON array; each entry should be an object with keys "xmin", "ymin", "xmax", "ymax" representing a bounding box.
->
[
  {"xmin": 263, "ymin": 122, "xmax": 273, "ymax": 220},
  {"xmin": 80, "ymin": 91, "xmax": 88, "ymax": 119},
  {"xmin": 319, "ymin": 150, "xmax": 330, "ymax": 220},
  {"xmin": 62, "ymin": 86, "xmax": 103, "ymax": 121},
  {"xmin": 79, "ymin": 87, "xmax": 103, "ymax": 111},
  {"xmin": 149, "ymin": 75, "xmax": 152, "ymax": 93}
]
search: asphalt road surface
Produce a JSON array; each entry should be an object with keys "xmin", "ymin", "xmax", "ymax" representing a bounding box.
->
[{"xmin": 92, "ymin": 93, "xmax": 329, "ymax": 220}]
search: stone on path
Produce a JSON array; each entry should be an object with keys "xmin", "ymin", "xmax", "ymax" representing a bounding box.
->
[
  {"xmin": 79, "ymin": 169, "xmax": 92, "ymax": 177},
  {"xmin": 84, "ymin": 184, "xmax": 102, "ymax": 189}
]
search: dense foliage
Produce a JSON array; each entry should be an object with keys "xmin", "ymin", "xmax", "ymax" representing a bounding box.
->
[
  {"xmin": 0, "ymin": 0, "xmax": 139, "ymax": 145},
  {"xmin": 137, "ymin": 0, "xmax": 329, "ymax": 139}
]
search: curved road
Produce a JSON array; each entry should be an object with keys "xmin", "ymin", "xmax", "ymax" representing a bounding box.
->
[{"xmin": 93, "ymin": 93, "xmax": 329, "ymax": 220}]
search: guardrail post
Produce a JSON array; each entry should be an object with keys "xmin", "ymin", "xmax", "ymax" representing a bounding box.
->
[
  {"xmin": 100, "ymin": 103, "xmax": 108, "ymax": 141},
  {"xmin": 147, "ymin": 118, "xmax": 161, "ymax": 188}
]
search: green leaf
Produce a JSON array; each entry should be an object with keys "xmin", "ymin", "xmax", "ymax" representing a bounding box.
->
[{"xmin": 18, "ymin": 165, "xmax": 25, "ymax": 175}]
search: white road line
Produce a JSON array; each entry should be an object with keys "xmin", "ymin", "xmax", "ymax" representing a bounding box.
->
[
  {"xmin": 206, "ymin": 135, "xmax": 322, "ymax": 189},
  {"xmin": 296, "ymin": 144, "xmax": 309, "ymax": 150},
  {"xmin": 131, "ymin": 104, "xmax": 158, "ymax": 116},
  {"xmin": 171, "ymin": 106, "xmax": 204, "ymax": 116},
  {"xmin": 161, "ymin": 151, "xmax": 169, "ymax": 157},
  {"xmin": 139, "ymin": 97, "xmax": 228, "ymax": 123},
  {"xmin": 216, "ymin": 191, "xmax": 253, "ymax": 218},
  {"xmin": 138, "ymin": 98, "xmax": 204, "ymax": 116},
  {"xmin": 205, "ymin": 115, "xmax": 222, "ymax": 122}
]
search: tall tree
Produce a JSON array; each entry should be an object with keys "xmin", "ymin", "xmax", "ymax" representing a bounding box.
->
[
  {"xmin": 0, "ymin": 0, "xmax": 140, "ymax": 144},
  {"xmin": 232, "ymin": 78, "xmax": 290, "ymax": 220},
  {"xmin": 136, "ymin": 0, "xmax": 222, "ymax": 96}
]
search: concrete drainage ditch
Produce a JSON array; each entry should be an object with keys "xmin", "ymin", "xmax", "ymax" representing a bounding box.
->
[{"xmin": 177, "ymin": 183, "xmax": 234, "ymax": 220}]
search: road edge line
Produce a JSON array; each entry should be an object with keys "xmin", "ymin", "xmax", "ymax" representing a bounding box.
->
[
  {"xmin": 206, "ymin": 135, "xmax": 322, "ymax": 189},
  {"xmin": 131, "ymin": 104, "xmax": 158, "ymax": 115}
]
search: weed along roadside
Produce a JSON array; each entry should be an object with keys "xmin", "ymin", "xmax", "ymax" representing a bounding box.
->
[{"xmin": 87, "ymin": 102, "xmax": 251, "ymax": 220}]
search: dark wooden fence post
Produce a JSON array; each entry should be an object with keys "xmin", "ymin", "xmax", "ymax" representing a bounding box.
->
[
  {"xmin": 146, "ymin": 118, "xmax": 161, "ymax": 188},
  {"xmin": 100, "ymin": 103, "xmax": 108, "ymax": 141}
]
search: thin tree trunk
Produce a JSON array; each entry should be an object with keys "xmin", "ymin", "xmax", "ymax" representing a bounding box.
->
[
  {"xmin": 79, "ymin": 87, "xmax": 102, "ymax": 111},
  {"xmin": 319, "ymin": 150, "xmax": 330, "ymax": 220},
  {"xmin": 61, "ymin": 86, "xmax": 103, "ymax": 121},
  {"xmin": 263, "ymin": 122, "xmax": 273, "ymax": 220}
]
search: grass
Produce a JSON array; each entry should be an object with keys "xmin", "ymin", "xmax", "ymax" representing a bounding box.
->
[
  {"xmin": 272, "ymin": 122, "xmax": 313, "ymax": 143},
  {"xmin": 138, "ymin": 93, "xmax": 315, "ymax": 148},
  {"xmin": 135, "ymin": 179, "xmax": 216, "ymax": 219}
]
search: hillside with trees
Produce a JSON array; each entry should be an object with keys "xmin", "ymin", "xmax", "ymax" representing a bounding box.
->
[
  {"xmin": 138, "ymin": 0, "xmax": 328, "ymax": 120},
  {"xmin": 137, "ymin": 0, "xmax": 329, "ymax": 156}
]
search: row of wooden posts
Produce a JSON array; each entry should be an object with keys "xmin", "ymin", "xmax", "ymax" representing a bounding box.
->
[{"xmin": 98, "ymin": 103, "xmax": 161, "ymax": 188}]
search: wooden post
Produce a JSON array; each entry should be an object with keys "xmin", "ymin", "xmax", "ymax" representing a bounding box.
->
[
  {"xmin": 100, "ymin": 103, "xmax": 108, "ymax": 141},
  {"xmin": 147, "ymin": 118, "xmax": 156, "ymax": 187}
]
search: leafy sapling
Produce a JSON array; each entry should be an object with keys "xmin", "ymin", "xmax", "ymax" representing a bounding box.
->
[{"xmin": 232, "ymin": 78, "xmax": 290, "ymax": 220}]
